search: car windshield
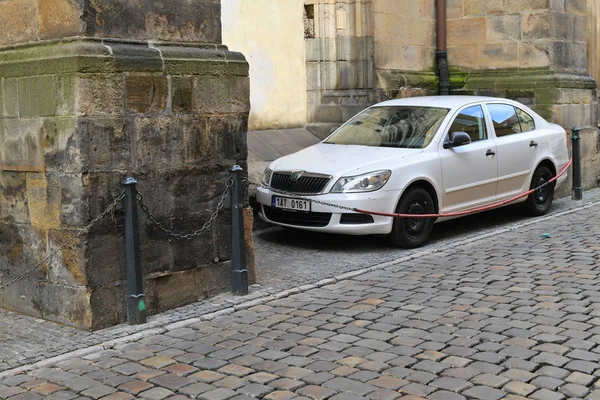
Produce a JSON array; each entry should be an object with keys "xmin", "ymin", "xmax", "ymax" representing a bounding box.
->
[{"xmin": 324, "ymin": 106, "xmax": 450, "ymax": 149}]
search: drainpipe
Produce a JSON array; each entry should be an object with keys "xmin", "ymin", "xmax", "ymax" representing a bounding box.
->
[{"xmin": 436, "ymin": 0, "xmax": 450, "ymax": 95}]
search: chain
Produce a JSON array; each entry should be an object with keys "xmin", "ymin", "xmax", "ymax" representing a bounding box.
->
[
  {"xmin": 247, "ymin": 176, "xmax": 558, "ymax": 216},
  {"xmin": 137, "ymin": 178, "xmax": 234, "ymax": 240},
  {"xmin": 0, "ymin": 191, "xmax": 126, "ymax": 292}
]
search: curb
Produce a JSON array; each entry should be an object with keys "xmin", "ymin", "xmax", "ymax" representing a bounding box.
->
[{"xmin": 0, "ymin": 200, "xmax": 597, "ymax": 379}]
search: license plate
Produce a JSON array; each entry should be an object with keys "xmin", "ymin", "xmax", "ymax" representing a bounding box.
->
[{"xmin": 272, "ymin": 196, "xmax": 311, "ymax": 212}]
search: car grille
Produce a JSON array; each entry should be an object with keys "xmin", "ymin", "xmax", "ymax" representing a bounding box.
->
[
  {"xmin": 270, "ymin": 172, "xmax": 331, "ymax": 194},
  {"xmin": 263, "ymin": 206, "xmax": 331, "ymax": 227},
  {"xmin": 340, "ymin": 213, "xmax": 375, "ymax": 224}
]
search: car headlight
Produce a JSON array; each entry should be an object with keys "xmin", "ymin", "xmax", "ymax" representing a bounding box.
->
[
  {"xmin": 331, "ymin": 170, "xmax": 391, "ymax": 193},
  {"xmin": 261, "ymin": 166, "xmax": 273, "ymax": 185}
]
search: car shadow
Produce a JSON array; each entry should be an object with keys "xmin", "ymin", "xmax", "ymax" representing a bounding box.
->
[{"xmin": 255, "ymin": 204, "xmax": 527, "ymax": 251}]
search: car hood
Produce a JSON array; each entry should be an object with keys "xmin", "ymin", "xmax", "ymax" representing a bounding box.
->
[{"xmin": 271, "ymin": 143, "xmax": 424, "ymax": 176}]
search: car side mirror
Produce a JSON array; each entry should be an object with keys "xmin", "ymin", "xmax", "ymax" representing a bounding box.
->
[{"xmin": 443, "ymin": 131, "xmax": 472, "ymax": 149}]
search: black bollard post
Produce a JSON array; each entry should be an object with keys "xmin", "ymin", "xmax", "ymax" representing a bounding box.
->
[
  {"xmin": 122, "ymin": 177, "xmax": 147, "ymax": 324},
  {"xmin": 571, "ymin": 127, "xmax": 582, "ymax": 200},
  {"xmin": 229, "ymin": 165, "xmax": 248, "ymax": 295}
]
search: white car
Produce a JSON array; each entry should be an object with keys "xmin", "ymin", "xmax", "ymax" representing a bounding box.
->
[{"xmin": 257, "ymin": 96, "xmax": 569, "ymax": 248}]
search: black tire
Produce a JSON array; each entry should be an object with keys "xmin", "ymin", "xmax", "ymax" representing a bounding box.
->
[
  {"xmin": 388, "ymin": 187, "xmax": 436, "ymax": 248},
  {"xmin": 524, "ymin": 164, "xmax": 555, "ymax": 216}
]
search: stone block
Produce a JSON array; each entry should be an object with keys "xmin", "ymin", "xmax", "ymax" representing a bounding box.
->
[
  {"xmin": 42, "ymin": 117, "xmax": 80, "ymax": 174},
  {"xmin": 0, "ymin": 172, "xmax": 29, "ymax": 224},
  {"xmin": 573, "ymin": 15, "xmax": 586, "ymax": 43},
  {"xmin": 566, "ymin": 0, "xmax": 586, "ymax": 16},
  {"xmin": 18, "ymin": 76, "xmax": 56, "ymax": 118},
  {"xmin": 403, "ymin": 45, "xmax": 435, "ymax": 71},
  {"xmin": 0, "ymin": 277, "xmax": 42, "ymax": 318},
  {"xmin": 81, "ymin": 0, "xmax": 147, "ymax": 41},
  {"xmin": 208, "ymin": 114, "xmax": 249, "ymax": 161},
  {"xmin": 447, "ymin": 17, "xmax": 487, "ymax": 46},
  {"xmin": 171, "ymin": 77, "xmax": 193, "ymax": 114},
  {"xmin": 59, "ymin": 174, "xmax": 86, "ymax": 227},
  {"xmin": 125, "ymin": 75, "xmax": 168, "ymax": 114},
  {"xmin": 0, "ymin": 0, "xmax": 38, "ymax": 45},
  {"xmin": 38, "ymin": 0, "xmax": 84, "ymax": 39},
  {"xmin": 447, "ymin": 0, "xmax": 464, "ymax": 19},
  {"xmin": 477, "ymin": 43, "xmax": 519, "ymax": 69},
  {"xmin": 78, "ymin": 74, "xmax": 124, "ymax": 116},
  {"xmin": 85, "ymin": 229, "xmax": 127, "ymax": 288},
  {"xmin": 145, "ymin": 0, "xmax": 222, "ymax": 43},
  {"xmin": 550, "ymin": 0, "xmax": 566, "ymax": 11},
  {"xmin": 55, "ymin": 74, "xmax": 78, "ymax": 116},
  {"xmin": 448, "ymin": 45, "xmax": 477, "ymax": 69},
  {"xmin": 40, "ymin": 281, "xmax": 91, "ymax": 328},
  {"xmin": 518, "ymin": 42, "xmax": 551, "ymax": 69},
  {"xmin": 77, "ymin": 117, "xmax": 131, "ymax": 172},
  {"xmin": 89, "ymin": 285, "xmax": 126, "ymax": 330},
  {"xmin": 159, "ymin": 46, "xmax": 230, "ymax": 76},
  {"xmin": 507, "ymin": 0, "xmax": 552, "ymax": 12},
  {"xmin": 487, "ymin": 15, "xmax": 521, "ymax": 43},
  {"xmin": 0, "ymin": 78, "xmax": 19, "ymax": 118},
  {"xmin": 552, "ymin": 42, "xmax": 586, "ymax": 72},
  {"xmin": 3, "ymin": 118, "xmax": 45, "ymax": 172},
  {"xmin": 522, "ymin": 11, "xmax": 551, "ymax": 40},
  {"xmin": 26, "ymin": 172, "xmax": 61, "ymax": 230},
  {"xmin": 46, "ymin": 228, "xmax": 86, "ymax": 287},
  {"xmin": 192, "ymin": 76, "xmax": 250, "ymax": 114},
  {"xmin": 145, "ymin": 269, "xmax": 202, "ymax": 312},
  {"xmin": 464, "ymin": 0, "xmax": 509, "ymax": 15},
  {"xmin": 550, "ymin": 12, "xmax": 575, "ymax": 40},
  {"xmin": 374, "ymin": 43, "xmax": 404, "ymax": 70},
  {"xmin": 0, "ymin": 212, "xmax": 42, "ymax": 277}
]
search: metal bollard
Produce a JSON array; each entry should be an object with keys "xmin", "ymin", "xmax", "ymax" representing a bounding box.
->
[
  {"xmin": 229, "ymin": 165, "xmax": 248, "ymax": 295},
  {"xmin": 571, "ymin": 127, "xmax": 582, "ymax": 200},
  {"xmin": 122, "ymin": 177, "xmax": 147, "ymax": 324}
]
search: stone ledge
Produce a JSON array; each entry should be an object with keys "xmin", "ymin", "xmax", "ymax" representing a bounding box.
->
[{"xmin": 0, "ymin": 38, "xmax": 248, "ymax": 78}]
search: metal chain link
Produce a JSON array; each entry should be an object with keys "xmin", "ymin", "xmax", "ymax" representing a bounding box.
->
[
  {"xmin": 0, "ymin": 191, "xmax": 126, "ymax": 292},
  {"xmin": 137, "ymin": 178, "xmax": 234, "ymax": 240},
  {"xmin": 247, "ymin": 176, "xmax": 558, "ymax": 215}
]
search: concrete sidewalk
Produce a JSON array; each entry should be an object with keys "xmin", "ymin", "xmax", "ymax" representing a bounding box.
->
[{"xmin": 1, "ymin": 191, "xmax": 600, "ymax": 398}]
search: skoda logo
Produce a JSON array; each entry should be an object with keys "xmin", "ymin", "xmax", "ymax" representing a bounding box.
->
[{"xmin": 290, "ymin": 170, "xmax": 304, "ymax": 181}]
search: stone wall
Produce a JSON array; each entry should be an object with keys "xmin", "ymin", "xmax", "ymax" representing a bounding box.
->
[
  {"xmin": 373, "ymin": 0, "xmax": 437, "ymax": 99},
  {"xmin": 0, "ymin": 1, "xmax": 250, "ymax": 330},
  {"xmin": 305, "ymin": 0, "xmax": 376, "ymax": 139}
]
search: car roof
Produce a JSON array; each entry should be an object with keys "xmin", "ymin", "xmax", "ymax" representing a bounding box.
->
[{"xmin": 374, "ymin": 95, "xmax": 517, "ymax": 109}]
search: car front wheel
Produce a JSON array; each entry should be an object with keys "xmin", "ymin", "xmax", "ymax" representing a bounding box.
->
[
  {"xmin": 388, "ymin": 187, "xmax": 436, "ymax": 248},
  {"xmin": 524, "ymin": 164, "xmax": 554, "ymax": 216}
]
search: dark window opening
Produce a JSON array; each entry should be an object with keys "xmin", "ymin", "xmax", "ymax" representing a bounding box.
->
[{"xmin": 304, "ymin": 5, "xmax": 315, "ymax": 39}]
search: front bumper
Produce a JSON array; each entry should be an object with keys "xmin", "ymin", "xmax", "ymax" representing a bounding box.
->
[{"xmin": 256, "ymin": 186, "xmax": 398, "ymax": 235}]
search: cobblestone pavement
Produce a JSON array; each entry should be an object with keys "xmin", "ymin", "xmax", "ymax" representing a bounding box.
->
[
  {"xmin": 1, "ymin": 190, "xmax": 598, "ymax": 373},
  {"xmin": 2, "ymin": 198, "xmax": 600, "ymax": 398}
]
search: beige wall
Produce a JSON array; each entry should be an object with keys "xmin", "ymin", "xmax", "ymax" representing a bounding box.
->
[
  {"xmin": 222, "ymin": 0, "xmax": 308, "ymax": 130},
  {"xmin": 447, "ymin": 0, "xmax": 587, "ymax": 71},
  {"xmin": 373, "ymin": 0, "xmax": 436, "ymax": 71}
]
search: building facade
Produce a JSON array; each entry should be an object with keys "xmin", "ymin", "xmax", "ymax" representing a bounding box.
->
[{"xmin": 223, "ymin": 0, "xmax": 600, "ymax": 194}]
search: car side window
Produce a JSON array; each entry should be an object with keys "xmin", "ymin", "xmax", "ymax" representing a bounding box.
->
[
  {"xmin": 488, "ymin": 104, "xmax": 522, "ymax": 137},
  {"xmin": 516, "ymin": 108, "xmax": 535, "ymax": 132},
  {"xmin": 448, "ymin": 105, "xmax": 487, "ymax": 143}
]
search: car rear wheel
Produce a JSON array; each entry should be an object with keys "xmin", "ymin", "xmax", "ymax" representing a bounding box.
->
[
  {"xmin": 388, "ymin": 187, "xmax": 435, "ymax": 248},
  {"xmin": 524, "ymin": 164, "xmax": 554, "ymax": 216}
]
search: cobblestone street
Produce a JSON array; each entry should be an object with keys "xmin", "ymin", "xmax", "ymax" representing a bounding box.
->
[{"xmin": 1, "ymin": 198, "xmax": 600, "ymax": 399}]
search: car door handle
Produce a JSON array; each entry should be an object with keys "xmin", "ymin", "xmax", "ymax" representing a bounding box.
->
[
  {"xmin": 486, "ymin": 149, "xmax": 495, "ymax": 156},
  {"xmin": 529, "ymin": 140, "xmax": 538, "ymax": 147}
]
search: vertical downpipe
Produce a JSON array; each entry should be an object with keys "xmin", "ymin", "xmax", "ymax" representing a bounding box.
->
[{"xmin": 436, "ymin": 0, "xmax": 450, "ymax": 95}]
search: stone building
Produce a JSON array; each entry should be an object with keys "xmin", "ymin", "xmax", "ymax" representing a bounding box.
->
[
  {"xmin": 222, "ymin": 0, "xmax": 599, "ymax": 194},
  {"xmin": 0, "ymin": 0, "xmax": 249, "ymax": 329}
]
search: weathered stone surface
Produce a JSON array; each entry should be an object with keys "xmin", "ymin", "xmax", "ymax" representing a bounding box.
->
[
  {"xmin": 38, "ymin": 0, "xmax": 84, "ymax": 39},
  {"xmin": 82, "ymin": 0, "xmax": 221, "ymax": 43},
  {"xmin": 0, "ymin": 37, "xmax": 250, "ymax": 329},
  {"xmin": 0, "ymin": 0, "xmax": 38, "ymax": 45}
]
